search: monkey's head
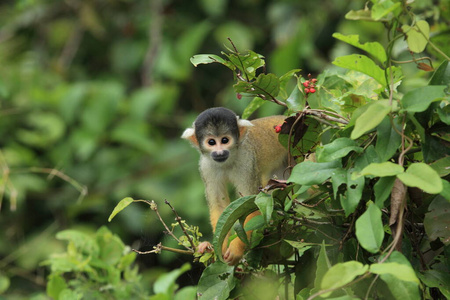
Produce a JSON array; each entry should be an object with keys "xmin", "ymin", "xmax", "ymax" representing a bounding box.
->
[{"xmin": 182, "ymin": 107, "xmax": 253, "ymax": 163}]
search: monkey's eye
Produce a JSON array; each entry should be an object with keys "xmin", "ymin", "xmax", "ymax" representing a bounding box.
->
[
  {"xmin": 207, "ymin": 139, "xmax": 216, "ymax": 146},
  {"xmin": 221, "ymin": 137, "xmax": 229, "ymax": 144}
]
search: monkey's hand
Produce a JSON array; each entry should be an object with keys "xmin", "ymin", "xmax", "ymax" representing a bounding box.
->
[
  {"xmin": 223, "ymin": 239, "xmax": 245, "ymax": 265},
  {"xmin": 197, "ymin": 241, "xmax": 213, "ymax": 254}
]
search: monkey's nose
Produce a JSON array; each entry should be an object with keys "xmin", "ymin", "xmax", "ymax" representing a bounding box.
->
[{"xmin": 212, "ymin": 151, "xmax": 229, "ymax": 162}]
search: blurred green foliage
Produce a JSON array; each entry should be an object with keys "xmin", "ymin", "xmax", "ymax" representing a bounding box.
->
[{"xmin": 0, "ymin": 0, "xmax": 448, "ymax": 298}]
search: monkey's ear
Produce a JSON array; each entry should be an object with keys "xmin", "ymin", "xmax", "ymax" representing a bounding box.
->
[
  {"xmin": 181, "ymin": 127, "xmax": 199, "ymax": 147},
  {"xmin": 237, "ymin": 118, "xmax": 253, "ymax": 138}
]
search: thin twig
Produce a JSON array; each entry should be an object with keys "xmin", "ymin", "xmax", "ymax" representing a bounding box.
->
[
  {"xmin": 165, "ymin": 199, "xmax": 196, "ymax": 250},
  {"xmin": 306, "ymin": 109, "xmax": 349, "ymax": 125},
  {"xmin": 134, "ymin": 200, "xmax": 190, "ymax": 250},
  {"xmin": 132, "ymin": 243, "xmax": 193, "ymax": 255}
]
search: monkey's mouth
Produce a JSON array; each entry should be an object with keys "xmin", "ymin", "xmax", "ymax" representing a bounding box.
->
[
  {"xmin": 212, "ymin": 152, "xmax": 229, "ymax": 162},
  {"xmin": 213, "ymin": 157, "xmax": 228, "ymax": 162}
]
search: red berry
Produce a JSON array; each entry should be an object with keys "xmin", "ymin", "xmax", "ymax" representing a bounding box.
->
[
  {"xmin": 274, "ymin": 125, "xmax": 282, "ymax": 133},
  {"xmin": 309, "ymin": 87, "xmax": 316, "ymax": 93},
  {"xmin": 311, "ymin": 78, "xmax": 317, "ymax": 83},
  {"xmin": 303, "ymin": 81, "xmax": 310, "ymax": 87},
  {"xmin": 305, "ymin": 88, "xmax": 310, "ymax": 94},
  {"xmin": 236, "ymin": 93, "xmax": 242, "ymax": 100}
]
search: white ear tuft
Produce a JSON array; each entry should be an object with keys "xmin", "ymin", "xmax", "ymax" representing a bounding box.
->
[
  {"xmin": 237, "ymin": 118, "xmax": 254, "ymax": 128},
  {"xmin": 181, "ymin": 127, "xmax": 195, "ymax": 139}
]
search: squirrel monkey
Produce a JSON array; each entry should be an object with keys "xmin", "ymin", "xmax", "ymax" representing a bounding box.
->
[{"xmin": 182, "ymin": 107, "xmax": 288, "ymax": 265}]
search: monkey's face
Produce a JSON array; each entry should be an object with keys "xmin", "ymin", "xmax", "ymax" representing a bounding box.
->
[{"xmin": 202, "ymin": 134, "xmax": 236, "ymax": 163}]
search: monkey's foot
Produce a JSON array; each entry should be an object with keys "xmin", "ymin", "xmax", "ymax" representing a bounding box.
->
[
  {"xmin": 197, "ymin": 241, "xmax": 213, "ymax": 254},
  {"xmin": 223, "ymin": 241, "xmax": 245, "ymax": 265}
]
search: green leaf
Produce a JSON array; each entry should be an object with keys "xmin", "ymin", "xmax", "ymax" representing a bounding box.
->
[
  {"xmin": 332, "ymin": 33, "xmax": 386, "ymax": 64},
  {"xmin": 225, "ymin": 50, "xmax": 265, "ymax": 79},
  {"xmin": 402, "ymin": 20, "xmax": 430, "ymax": 53},
  {"xmin": 286, "ymin": 85, "xmax": 305, "ymax": 112},
  {"xmin": 351, "ymin": 100, "xmax": 391, "ymax": 139},
  {"xmin": 333, "ymin": 54, "xmax": 386, "ymax": 86},
  {"xmin": 397, "ymin": 163, "xmax": 443, "ymax": 194},
  {"xmin": 316, "ymin": 138, "xmax": 363, "ymax": 163},
  {"xmin": 441, "ymin": 179, "xmax": 450, "ymax": 201},
  {"xmin": 96, "ymin": 226, "xmax": 125, "ymax": 265},
  {"xmin": 358, "ymin": 162, "xmax": 404, "ymax": 177},
  {"xmin": 314, "ymin": 241, "xmax": 332, "ymax": 288},
  {"xmin": 0, "ymin": 274, "xmax": 9, "ymax": 294},
  {"xmin": 430, "ymin": 156, "xmax": 450, "ymax": 177},
  {"xmin": 288, "ymin": 160, "xmax": 341, "ymax": 186},
  {"xmin": 174, "ymin": 286, "xmax": 197, "ymax": 300},
  {"xmin": 56, "ymin": 230, "xmax": 99, "ymax": 256},
  {"xmin": 331, "ymin": 168, "xmax": 347, "ymax": 199},
  {"xmin": 154, "ymin": 263, "xmax": 191, "ymax": 295},
  {"xmin": 376, "ymin": 252, "xmax": 421, "ymax": 299},
  {"xmin": 345, "ymin": 10, "xmax": 375, "ymax": 21},
  {"xmin": 429, "ymin": 60, "xmax": 450, "ymax": 85},
  {"xmin": 283, "ymin": 240, "xmax": 315, "ymax": 256},
  {"xmin": 242, "ymin": 97, "xmax": 265, "ymax": 119},
  {"xmin": 190, "ymin": 54, "xmax": 228, "ymax": 67},
  {"xmin": 371, "ymin": 0, "xmax": 401, "ymax": 20},
  {"xmin": 234, "ymin": 73, "xmax": 280, "ymax": 100},
  {"xmin": 419, "ymin": 270, "xmax": 450, "ymax": 299},
  {"xmin": 401, "ymin": 85, "xmax": 447, "ymax": 112},
  {"xmin": 213, "ymin": 196, "xmax": 257, "ymax": 260},
  {"xmin": 355, "ymin": 202, "xmax": 384, "ymax": 253},
  {"xmin": 375, "ymin": 116, "xmax": 402, "ymax": 161},
  {"xmin": 46, "ymin": 274, "xmax": 66, "ymax": 299},
  {"xmin": 370, "ymin": 262, "xmax": 419, "ymax": 284},
  {"xmin": 343, "ymin": 169, "xmax": 365, "ymax": 216},
  {"xmin": 424, "ymin": 196, "xmax": 450, "ymax": 245},
  {"xmin": 108, "ymin": 197, "xmax": 134, "ymax": 222},
  {"xmin": 255, "ymin": 193, "xmax": 273, "ymax": 224},
  {"xmin": 374, "ymin": 176, "xmax": 396, "ymax": 208},
  {"xmin": 197, "ymin": 261, "xmax": 236, "ymax": 300},
  {"xmin": 321, "ymin": 261, "xmax": 368, "ymax": 290}
]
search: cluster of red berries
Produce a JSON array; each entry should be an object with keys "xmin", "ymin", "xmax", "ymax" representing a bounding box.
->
[{"xmin": 303, "ymin": 77, "xmax": 317, "ymax": 94}]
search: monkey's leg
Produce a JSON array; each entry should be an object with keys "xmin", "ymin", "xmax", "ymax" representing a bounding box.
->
[{"xmin": 223, "ymin": 210, "xmax": 261, "ymax": 265}]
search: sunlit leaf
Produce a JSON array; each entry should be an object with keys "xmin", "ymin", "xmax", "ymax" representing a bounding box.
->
[
  {"xmin": 358, "ymin": 162, "xmax": 404, "ymax": 177},
  {"xmin": 371, "ymin": 0, "xmax": 401, "ymax": 20},
  {"xmin": 355, "ymin": 202, "xmax": 384, "ymax": 253},
  {"xmin": 332, "ymin": 33, "xmax": 386, "ymax": 64},
  {"xmin": 397, "ymin": 163, "xmax": 443, "ymax": 194},
  {"xmin": 370, "ymin": 262, "xmax": 419, "ymax": 283},
  {"xmin": 351, "ymin": 100, "xmax": 391, "ymax": 139},
  {"xmin": 108, "ymin": 197, "xmax": 134, "ymax": 222},
  {"xmin": 402, "ymin": 20, "xmax": 430, "ymax": 53},
  {"xmin": 321, "ymin": 261, "xmax": 368, "ymax": 290},
  {"xmin": 333, "ymin": 54, "xmax": 386, "ymax": 86}
]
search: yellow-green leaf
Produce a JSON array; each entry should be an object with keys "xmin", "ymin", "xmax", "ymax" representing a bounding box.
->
[
  {"xmin": 108, "ymin": 197, "xmax": 134, "ymax": 222},
  {"xmin": 397, "ymin": 163, "xmax": 443, "ymax": 194}
]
